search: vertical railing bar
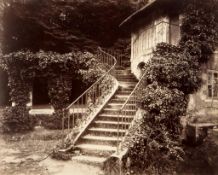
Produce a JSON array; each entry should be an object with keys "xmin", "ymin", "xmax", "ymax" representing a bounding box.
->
[
  {"xmin": 62, "ymin": 115, "xmax": 65, "ymax": 140},
  {"xmin": 124, "ymin": 109, "xmax": 126, "ymax": 132},
  {"xmin": 117, "ymin": 71, "xmax": 147, "ymax": 154},
  {"xmin": 62, "ymin": 47, "xmax": 117, "ymax": 151},
  {"xmin": 68, "ymin": 110, "xmax": 70, "ymax": 130},
  {"xmin": 117, "ymin": 110, "xmax": 120, "ymax": 153},
  {"xmin": 81, "ymin": 95, "xmax": 84, "ymax": 122},
  {"xmin": 73, "ymin": 105, "xmax": 75, "ymax": 130},
  {"xmin": 85, "ymin": 93, "xmax": 87, "ymax": 117},
  {"xmin": 94, "ymin": 85, "xmax": 96, "ymax": 108}
]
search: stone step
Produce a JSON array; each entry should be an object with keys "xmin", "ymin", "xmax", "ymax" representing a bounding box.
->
[
  {"xmin": 115, "ymin": 70, "xmax": 131, "ymax": 75},
  {"xmin": 81, "ymin": 135, "xmax": 121, "ymax": 146},
  {"xmin": 115, "ymin": 91, "xmax": 132, "ymax": 95},
  {"xmin": 103, "ymin": 108, "xmax": 136, "ymax": 115},
  {"xmin": 106, "ymin": 103, "xmax": 135, "ymax": 109},
  {"xmin": 116, "ymin": 74, "xmax": 135, "ymax": 78},
  {"xmin": 119, "ymin": 80, "xmax": 138, "ymax": 83},
  {"xmin": 116, "ymin": 74, "xmax": 133, "ymax": 78},
  {"xmin": 98, "ymin": 113, "xmax": 134, "ymax": 122},
  {"xmin": 71, "ymin": 155, "xmax": 106, "ymax": 167},
  {"xmin": 119, "ymin": 82, "xmax": 136, "ymax": 88},
  {"xmin": 87, "ymin": 127, "xmax": 126, "ymax": 137},
  {"xmin": 114, "ymin": 94, "xmax": 135, "ymax": 99},
  {"xmin": 116, "ymin": 89, "xmax": 133, "ymax": 94},
  {"xmin": 117, "ymin": 78, "xmax": 135, "ymax": 84},
  {"xmin": 70, "ymin": 69, "xmax": 137, "ymax": 164},
  {"xmin": 116, "ymin": 77, "xmax": 137, "ymax": 82},
  {"xmin": 110, "ymin": 98, "xmax": 135, "ymax": 104},
  {"xmin": 118, "ymin": 86, "xmax": 135, "ymax": 91},
  {"xmin": 93, "ymin": 120, "xmax": 130, "ymax": 129},
  {"xmin": 76, "ymin": 143, "xmax": 116, "ymax": 157},
  {"xmin": 117, "ymin": 88, "xmax": 133, "ymax": 92},
  {"xmin": 119, "ymin": 81, "xmax": 137, "ymax": 84}
]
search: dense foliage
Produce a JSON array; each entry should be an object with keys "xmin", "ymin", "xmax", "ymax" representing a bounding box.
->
[
  {"xmin": 126, "ymin": 0, "xmax": 217, "ymax": 174},
  {"xmin": 2, "ymin": 106, "xmax": 35, "ymax": 132},
  {"xmin": 0, "ymin": 50, "xmax": 102, "ymax": 131},
  {"xmin": 144, "ymin": 43, "xmax": 202, "ymax": 94},
  {"xmin": 2, "ymin": 0, "xmax": 139, "ymax": 54},
  {"xmin": 127, "ymin": 45, "xmax": 190, "ymax": 174},
  {"xmin": 180, "ymin": 0, "xmax": 217, "ymax": 63}
]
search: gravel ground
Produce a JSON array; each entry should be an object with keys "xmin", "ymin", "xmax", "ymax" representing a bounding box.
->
[
  {"xmin": 0, "ymin": 126, "xmax": 103, "ymax": 175},
  {"xmin": 0, "ymin": 107, "xmax": 103, "ymax": 175},
  {"xmin": 0, "ymin": 108, "xmax": 217, "ymax": 175}
]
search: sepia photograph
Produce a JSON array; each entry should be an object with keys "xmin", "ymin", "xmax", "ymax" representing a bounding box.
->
[{"xmin": 0, "ymin": 0, "xmax": 217, "ymax": 174}]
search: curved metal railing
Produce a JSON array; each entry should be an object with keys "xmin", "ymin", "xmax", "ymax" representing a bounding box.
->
[
  {"xmin": 62, "ymin": 47, "xmax": 117, "ymax": 142},
  {"xmin": 117, "ymin": 71, "xmax": 147, "ymax": 153}
]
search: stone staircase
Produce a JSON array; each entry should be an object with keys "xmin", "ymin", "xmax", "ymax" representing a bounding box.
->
[{"xmin": 71, "ymin": 68, "xmax": 137, "ymax": 166}]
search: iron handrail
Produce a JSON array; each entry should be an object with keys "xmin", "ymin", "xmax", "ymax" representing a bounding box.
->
[
  {"xmin": 122, "ymin": 75, "xmax": 145, "ymax": 109},
  {"xmin": 120, "ymin": 71, "xmax": 146, "ymax": 111},
  {"xmin": 62, "ymin": 47, "xmax": 118, "ymax": 142},
  {"xmin": 66, "ymin": 47, "xmax": 117, "ymax": 110},
  {"xmin": 117, "ymin": 71, "xmax": 147, "ymax": 153}
]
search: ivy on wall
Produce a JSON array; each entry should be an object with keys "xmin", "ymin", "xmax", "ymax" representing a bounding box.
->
[
  {"xmin": 180, "ymin": 0, "xmax": 217, "ymax": 63},
  {"xmin": 0, "ymin": 50, "xmax": 102, "ymax": 132},
  {"xmin": 125, "ymin": 0, "xmax": 217, "ymax": 174}
]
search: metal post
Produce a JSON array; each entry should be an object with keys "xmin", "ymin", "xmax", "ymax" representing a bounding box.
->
[{"xmin": 117, "ymin": 110, "xmax": 120, "ymax": 154}]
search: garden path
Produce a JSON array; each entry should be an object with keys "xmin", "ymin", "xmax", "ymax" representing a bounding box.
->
[{"xmin": 0, "ymin": 125, "xmax": 103, "ymax": 175}]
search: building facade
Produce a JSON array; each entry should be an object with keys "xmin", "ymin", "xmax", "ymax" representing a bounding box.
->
[
  {"xmin": 130, "ymin": 15, "xmax": 181, "ymax": 78},
  {"xmin": 120, "ymin": 0, "xmax": 218, "ymax": 114}
]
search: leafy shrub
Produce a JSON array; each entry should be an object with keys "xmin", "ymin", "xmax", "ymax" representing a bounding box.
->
[
  {"xmin": 144, "ymin": 43, "xmax": 202, "ymax": 94},
  {"xmin": 127, "ymin": 83, "xmax": 188, "ymax": 174},
  {"xmin": 1, "ymin": 106, "xmax": 35, "ymax": 133},
  {"xmin": 40, "ymin": 110, "xmax": 63, "ymax": 130},
  {"xmin": 0, "ymin": 50, "xmax": 102, "ymax": 132},
  {"xmin": 125, "ymin": 115, "xmax": 184, "ymax": 175},
  {"xmin": 125, "ymin": 0, "xmax": 217, "ymax": 174},
  {"xmin": 137, "ymin": 82, "xmax": 188, "ymax": 133},
  {"xmin": 180, "ymin": 0, "xmax": 217, "ymax": 63},
  {"xmin": 48, "ymin": 77, "xmax": 72, "ymax": 111}
]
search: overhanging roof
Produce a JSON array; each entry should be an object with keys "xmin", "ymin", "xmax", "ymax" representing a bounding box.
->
[{"xmin": 120, "ymin": 0, "xmax": 182, "ymax": 28}]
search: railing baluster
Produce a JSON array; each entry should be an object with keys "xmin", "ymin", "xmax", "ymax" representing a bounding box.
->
[
  {"xmin": 68, "ymin": 111, "xmax": 70, "ymax": 130},
  {"xmin": 62, "ymin": 115, "xmax": 65, "ymax": 140},
  {"xmin": 73, "ymin": 105, "xmax": 75, "ymax": 130},
  {"xmin": 117, "ymin": 72, "xmax": 147, "ymax": 154},
  {"xmin": 117, "ymin": 111, "xmax": 120, "ymax": 153},
  {"xmin": 62, "ymin": 47, "xmax": 117, "ymax": 150}
]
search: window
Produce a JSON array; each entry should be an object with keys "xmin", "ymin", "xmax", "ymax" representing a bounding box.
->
[
  {"xmin": 169, "ymin": 15, "xmax": 180, "ymax": 45},
  {"xmin": 208, "ymin": 70, "xmax": 218, "ymax": 99}
]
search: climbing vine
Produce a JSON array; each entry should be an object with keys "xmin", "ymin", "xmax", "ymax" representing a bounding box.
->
[
  {"xmin": 126, "ymin": 0, "xmax": 217, "ymax": 174},
  {"xmin": 0, "ymin": 50, "xmax": 102, "ymax": 132}
]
